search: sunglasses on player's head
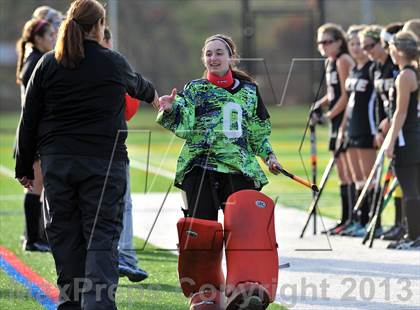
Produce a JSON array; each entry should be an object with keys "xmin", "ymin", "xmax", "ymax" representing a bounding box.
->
[{"xmin": 317, "ymin": 39, "xmax": 337, "ymax": 46}]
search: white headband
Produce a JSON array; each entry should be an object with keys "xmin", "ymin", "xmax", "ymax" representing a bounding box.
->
[
  {"xmin": 380, "ymin": 29, "xmax": 394, "ymax": 43},
  {"xmin": 208, "ymin": 36, "xmax": 233, "ymax": 56}
]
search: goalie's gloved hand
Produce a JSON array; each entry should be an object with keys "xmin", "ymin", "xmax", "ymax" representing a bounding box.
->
[{"xmin": 266, "ymin": 153, "xmax": 282, "ymax": 175}]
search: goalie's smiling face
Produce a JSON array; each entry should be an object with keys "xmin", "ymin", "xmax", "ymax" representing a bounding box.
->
[{"xmin": 203, "ymin": 40, "xmax": 231, "ymax": 77}]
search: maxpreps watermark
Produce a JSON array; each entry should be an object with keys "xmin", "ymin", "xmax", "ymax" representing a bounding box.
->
[
  {"xmin": 1, "ymin": 276, "xmax": 416, "ymax": 308},
  {"xmin": 278, "ymin": 276, "xmax": 416, "ymax": 308}
]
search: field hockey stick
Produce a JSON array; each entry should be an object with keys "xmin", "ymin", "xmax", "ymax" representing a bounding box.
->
[
  {"xmin": 299, "ymin": 142, "xmax": 343, "ymax": 238},
  {"xmin": 299, "ymin": 157, "xmax": 334, "ymax": 238},
  {"xmin": 297, "ymin": 60, "xmax": 326, "ymax": 185},
  {"xmin": 382, "ymin": 177, "xmax": 399, "ymax": 206},
  {"xmin": 296, "ymin": 62, "xmax": 327, "ymax": 236},
  {"xmin": 309, "ymin": 123, "xmax": 318, "ymax": 234},
  {"xmin": 362, "ymin": 176, "xmax": 399, "ymax": 244},
  {"xmin": 363, "ymin": 159, "xmax": 391, "ymax": 245},
  {"xmin": 275, "ymin": 165, "xmax": 319, "ymax": 192},
  {"xmin": 363, "ymin": 156, "xmax": 385, "ymax": 231},
  {"xmin": 365, "ymin": 160, "xmax": 395, "ymax": 247}
]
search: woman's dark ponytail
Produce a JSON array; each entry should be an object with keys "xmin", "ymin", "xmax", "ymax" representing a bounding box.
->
[
  {"xmin": 16, "ymin": 18, "xmax": 50, "ymax": 84},
  {"xmin": 55, "ymin": 0, "xmax": 105, "ymax": 69}
]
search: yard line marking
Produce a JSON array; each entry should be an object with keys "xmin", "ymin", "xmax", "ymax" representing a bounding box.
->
[
  {"xmin": 129, "ymin": 159, "xmax": 175, "ymax": 179},
  {"xmin": 0, "ymin": 164, "xmax": 14, "ymax": 179},
  {"xmin": 0, "ymin": 194, "xmax": 24, "ymax": 201},
  {"xmin": 0, "ymin": 246, "xmax": 58, "ymax": 309}
]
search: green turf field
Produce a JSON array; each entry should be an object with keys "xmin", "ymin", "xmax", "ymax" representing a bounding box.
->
[
  {"xmin": 0, "ymin": 109, "xmax": 304, "ymax": 310},
  {"xmin": 0, "ymin": 105, "xmax": 395, "ymax": 309}
]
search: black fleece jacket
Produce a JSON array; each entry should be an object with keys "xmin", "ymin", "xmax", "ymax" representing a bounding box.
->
[{"xmin": 15, "ymin": 40, "xmax": 156, "ymax": 179}]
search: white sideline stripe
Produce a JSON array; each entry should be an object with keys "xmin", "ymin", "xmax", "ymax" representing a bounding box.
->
[
  {"xmin": 0, "ymin": 165, "xmax": 14, "ymax": 179},
  {"xmin": 129, "ymin": 159, "xmax": 175, "ymax": 179},
  {"xmin": 1, "ymin": 160, "xmax": 175, "ymax": 182},
  {"xmin": 0, "ymin": 195, "xmax": 24, "ymax": 201}
]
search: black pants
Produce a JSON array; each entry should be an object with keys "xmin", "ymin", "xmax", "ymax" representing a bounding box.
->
[
  {"xmin": 181, "ymin": 167, "xmax": 256, "ymax": 221},
  {"xmin": 41, "ymin": 155, "xmax": 126, "ymax": 310},
  {"xmin": 395, "ymin": 163, "xmax": 420, "ymax": 239}
]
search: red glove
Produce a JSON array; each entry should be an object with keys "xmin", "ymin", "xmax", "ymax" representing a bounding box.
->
[{"xmin": 125, "ymin": 94, "xmax": 140, "ymax": 121}]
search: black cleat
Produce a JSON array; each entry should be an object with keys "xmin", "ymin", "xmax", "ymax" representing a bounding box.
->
[
  {"xmin": 381, "ymin": 225, "xmax": 405, "ymax": 241},
  {"xmin": 118, "ymin": 264, "xmax": 148, "ymax": 282},
  {"xmin": 242, "ymin": 295, "xmax": 264, "ymax": 310},
  {"xmin": 226, "ymin": 282, "xmax": 269, "ymax": 310}
]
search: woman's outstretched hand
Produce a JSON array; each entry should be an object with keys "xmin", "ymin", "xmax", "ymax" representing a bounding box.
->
[{"xmin": 159, "ymin": 88, "xmax": 177, "ymax": 112}]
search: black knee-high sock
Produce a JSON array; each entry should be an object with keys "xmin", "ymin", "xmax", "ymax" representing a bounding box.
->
[
  {"xmin": 394, "ymin": 197, "xmax": 402, "ymax": 226},
  {"xmin": 405, "ymin": 198, "xmax": 420, "ymax": 240},
  {"xmin": 23, "ymin": 193, "xmax": 41, "ymax": 243},
  {"xmin": 359, "ymin": 189, "xmax": 373, "ymax": 226},
  {"xmin": 348, "ymin": 183, "xmax": 356, "ymax": 222},
  {"xmin": 340, "ymin": 185, "xmax": 350, "ymax": 224}
]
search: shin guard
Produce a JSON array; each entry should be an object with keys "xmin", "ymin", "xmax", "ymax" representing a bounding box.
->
[
  {"xmin": 177, "ymin": 218, "xmax": 224, "ymax": 300},
  {"xmin": 224, "ymin": 190, "xmax": 278, "ymax": 308}
]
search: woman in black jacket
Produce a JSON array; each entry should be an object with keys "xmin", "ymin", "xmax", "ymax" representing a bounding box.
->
[
  {"xmin": 15, "ymin": 1, "xmax": 158, "ymax": 309},
  {"xmin": 16, "ymin": 18, "xmax": 55, "ymax": 252}
]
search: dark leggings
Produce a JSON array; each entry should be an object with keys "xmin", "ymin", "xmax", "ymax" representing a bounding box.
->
[
  {"xmin": 394, "ymin": 164, "xmax": 420, "ymax": 239},
  {"xmin": 181, "ymin": 167, "xmax": 256, "ymax": 221}
]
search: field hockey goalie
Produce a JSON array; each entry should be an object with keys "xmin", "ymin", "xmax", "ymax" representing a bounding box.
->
[{"xmin": 177, "ymin": 190, "xmax": 279, "ymax": 310}]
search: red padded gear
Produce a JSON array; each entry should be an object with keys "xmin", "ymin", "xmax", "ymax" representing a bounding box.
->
[
  {"xmin": 224, "ymin": 190, "xmax": 278, "ymax": 302},
  {"xmin": 177, "ymin": 218, "xmax": 225, "ymax": 298}
]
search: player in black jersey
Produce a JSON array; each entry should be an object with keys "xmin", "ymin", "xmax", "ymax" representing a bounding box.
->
[
  {"xmin": 384, "ymin": 31, "xmax": 420, "ymax": 250},
  {"xmin": 315, "ymin": 23, "xmax": 355, "ymax": 234},
  {"xmin": 361, "ymin": 24, "xmax": 408, "ymax": 241},
  {"xmin": 336, "ymin": 25, "xmax": 378, "ymax": 237},
  {"xmin": 360, "ymin": 25, "xmax": 400, "ymax": 146},
  {"xmin": 378, "ymin": 23, "xmax": 407, "ymax": 241},
  {"xmin": 15, "ymin": 18, "xmax": 55, "ymax": 252}
]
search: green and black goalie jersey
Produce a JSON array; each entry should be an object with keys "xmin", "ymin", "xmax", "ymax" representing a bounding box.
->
[{"xmin": 157, "ymin": 78, "xmax": 273, "ymax": 189}]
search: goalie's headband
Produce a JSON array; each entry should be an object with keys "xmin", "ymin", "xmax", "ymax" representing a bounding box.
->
[{"xmin": 207, "ymin": 36, "xmax": 233, "ymax": 56}]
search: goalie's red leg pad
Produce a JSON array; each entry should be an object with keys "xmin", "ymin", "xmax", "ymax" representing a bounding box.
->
[
  {"xmin": 224, "ymin": 190, "xmax": 278, "ymax": 303},
  {"xmin": 177, "ymin": 218, "xmax": 225, "ymax": 298}
]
